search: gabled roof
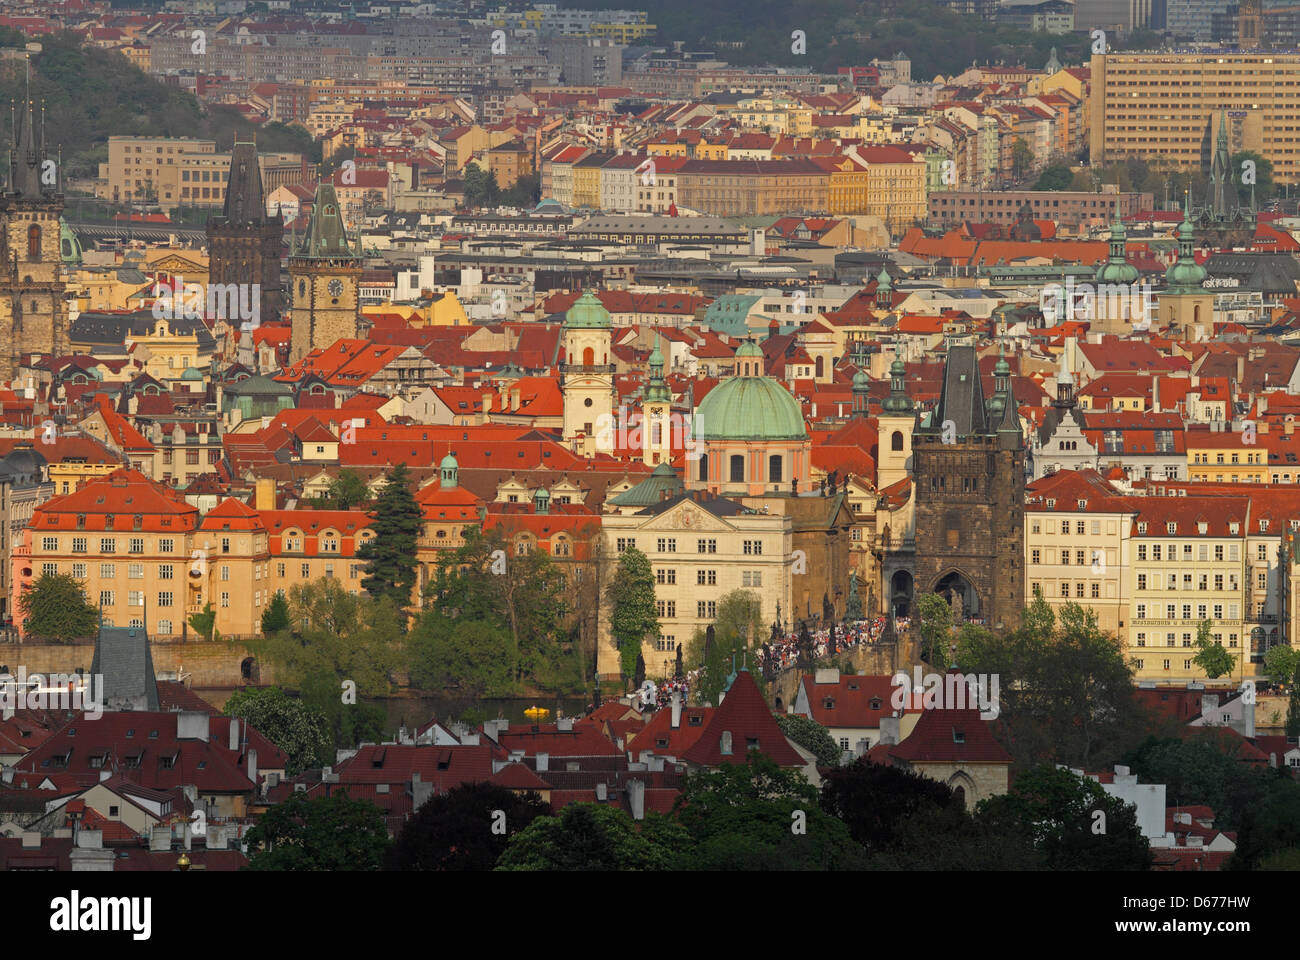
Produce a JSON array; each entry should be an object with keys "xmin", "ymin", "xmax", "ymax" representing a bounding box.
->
[{"xmin": 681, "ymin": 670, "xmax": 803, "ymax": 767}]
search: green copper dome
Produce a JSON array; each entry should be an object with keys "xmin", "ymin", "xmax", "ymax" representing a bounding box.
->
[
  {"xmin": 694, "ymin": 357, "xmax": 807, "ymax": 443},
  {"xmin": 1166, "ymin": 201, "xmax": 1207, "ymax": 294},
  {"xmin": 852, "ymin": 369, "xmax": 871, "ymax": 390},
  {"xmin": 1096, "ymin": 217, "xmax": 1140, "ymax": 285},
  {"xmin": 564, "ymin": 290, "xmax": 611, "ymax": 329}
]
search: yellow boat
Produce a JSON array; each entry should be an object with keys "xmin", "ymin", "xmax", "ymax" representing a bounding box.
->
[{"xmin": 523, "ymin": 705, "xmax": 551, "ymax": 720}]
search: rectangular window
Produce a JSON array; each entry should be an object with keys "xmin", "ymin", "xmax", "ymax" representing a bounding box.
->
[
  {"xmin": 698, "ymin": 569, "xmax": 717, "ymax": 585},
  {"xmin": 742, "ymin": 571, "xmax": 762, "ymax": 587},
  {"xmin": 1061, "ymin": 582, "xmax": 1070, "ymax": 597},
  {"xmin": 1137, "ymin": 574, "xmax": 1147, "ymax": 590},
  {"xmin": 301, "ymin": 563, "xmax": 309, "ymax": 578},
  {"xmin": 221, "ymin": 565, "xmax": 231, "ymax": 582},
  {"xmin": 1031, "ymin": 549, "xmax": 1040, "ymax": 564},
  {"xmin": 127, "ymin": 591, "xmax": 143, "ymax": 607},
  {"xmin": 159, "ymin": 564, "xmax": 174, "ymax": 580},
  {"xmin": 616, "ymin": 537, "xmax": 635, "ymax": 553},
  {"xmin": 656, "ymin": 568, "xmax": 676, "ymax": 585},
  {"xmin": 1137, "ymin": 544, "xmax": 1147, "ymax": 561},
  {"xmin": 72, "ymin": 562, "xmax": 86, "ymax": 579},
  {"xmin": 100, "ymin": 590, "xmax": 114, "ymax": 607},
  {"xmin": 1215, "ymin": 545, "xmax": 1224, "ymax": 561},
  {"xmin": 277, "ymin": 563, "xmax": 285, "ymax": 578},
  {"xmin": 100, "ymin": 538, "xmax": 116, "ymax": 554},
  {"xmin": 697, "ymin": 600, "xmax": 717, "ymax": 619},
  {"xmin": 1091, "ymin": 582, "xmax": 1100, "ymax": 599},
  {"xmin": 128, "ymin": 564, "xmax": 143, "ymax": 579},
  {"xmin": 159, "ymin": 539, "xmax": 174, "ymax": 553},
  {"xmin": 41, "ymin": 536, "xmax": 57, "ymax": 551},
  {"xmin": 72, "ymin": 537, "xmax": 88, "ymax": 553},
  {"xmin": 221, "ymin": 592, "xmax": 230, "ymax": 608},
  {"xmin": 42, "ymin": 562, "xmax": 57, "ymax": 577},
  {"xmin": 129, "ymin": 538, "xmax": 144, "ymax": 554},
  {"xmin": 656, "ymin": 538, "xmax": 677, "ymax": 553},
  {"xmin": 1061, "ymin": 551, "xmax": 1070, "ymax": 565},
  {"xmin": 698, "ymin": 539, "xmax": 717, "ymax": 553},
  {"xmin": 100, "ymin": 563, "xmax": 116, "ymax": 579},
  {"xmin": 157, "ymin": 591, "xmax": 173, "ymax": 607},
  {"xmin": 743, "ymin": 540, "xmax": 763, "ymax": 555}
]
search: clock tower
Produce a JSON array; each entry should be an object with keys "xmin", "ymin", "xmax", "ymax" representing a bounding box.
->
[{"xmin": 289, "ymin": 182, "xmax": 361, "ymax": 362}]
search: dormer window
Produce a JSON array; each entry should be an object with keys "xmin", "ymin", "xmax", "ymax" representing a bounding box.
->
[
  {"xmin": 869, "ymin": 697, "xmax": 882, "ymax": 710},
  {"xmin": 1198, "ymin": 522, "xmax": 1207, "ymax": 534},
  {"xmin": 1261, "ymin": 520, "xmax": 1270, "ymax": 532},
  {"xmin": 720, "ymin": 731, "xmax": 733, "ymax": 755},
  {"xmin": 953, "ymin": 730, "xmax": 966, "ymax": 744},
  {"xmin": 1137, "ymin": 522, "xmax": 1148, "ymax": 534},
  {"xmin": 688, "ymin": 714, "xmax": 703, "ymax": 727},
  {"xmin": 1166, "ymin": 522, "xmax": 1176, "ymax": 534},
  {"xmin": 823, "ymin": 697, "xmax": 835, "ymax": 709},
  {"xmin": 1230, "ymin": 522, "xmax": 1240, "ymax": 534}
]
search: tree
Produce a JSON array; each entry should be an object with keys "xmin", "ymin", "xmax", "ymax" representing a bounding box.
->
[
  {"xmin": 421, "ymin": 525, "xmax": 569, "ymax": 688},
  {"xmin": 1125, "ymin": 734, "xmax": 1276, "ymax": 834},
  {"xmin": 1230, "ymin": 150, "xmax": 1275, "ymax": 204},
  {"xmin": 1288, "ymin": 663, "xmax": 1300, "ymax": 738},
  {"xmin": 495, "ymin": 803, "xmax": 687, "ymax": 871},
  {"xmin": 358, "ymin": 463, "xmax": 422, "ymax": 610},
  {"xmin": 607, "ymin": 546, "xmax": 658, "ymax": 679},
  {"xmin": 325, "ymin": 469, "xmax": 370, "ymax": 510},
  {"xmin": 916, "ymin": 591, "xmax": 954, "ymax": 668},
  {"xmin": 690, "ymin": 590, "xmax": 764, "ymax": 706},
  {"xmin": 1193, "ymin": 619, "xmax": 1237, "ymax": 680},
  {"xmin": 956, "ymin": 598, "xmax": 1150, "ymax": 770},
  {"xmin": 1263, "ymin": 644, "xmax": 1300, "ymax": 687},
  {"xmin": 188, "ymin": 601, "xmax": 217, "ymax": 642},
  {"xmin": 776, "ymin": 713, "xmax": 841, "ymax": 767},
  {"xmin": 244, "ymin": 790, "xmax": 389, "ymax": 871},
  {"xmin": 1228, "ymin": 779, "xmax": 1300, "ymax": 870},
  {"xmin": 260, "ymin": 590, "xmax": 290, "ymax": 635},
  {"xmin": 1011, "ymin": 138, "xmax": 1035, "ymax": 180},
  {"xmin": 976, "ymin": 765, "xmax": 1151, "ymax": 870},
  {"xmin": 385, "ymin": 783, "xmax": 550, "ymax": 870},
  {"xmin": 19, "ymin": 573, "xmax": 99, "ymax": 642},
  {"xmin": 1034, "ymin": 163, "xmax": 1074, "ymax": 191},
  {"xmin": 223, "ymin": 686, "xmax": 332, "ymax": 774},
  {"xmin": 820, "ymin": 758, "xmax": 959, "ymax": 854},
  {"xmin": 674, "ymin": 752, "xmax": 867, "ymax": 869}
]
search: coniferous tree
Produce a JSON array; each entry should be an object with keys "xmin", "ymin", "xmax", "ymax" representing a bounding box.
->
[
  {"xmin": 261, "ymin": 590, "xmax": 290, "ymax": 634},
  {"xmin": 358, "ymin": 463, "xmax": 422, "ymax": 611}
]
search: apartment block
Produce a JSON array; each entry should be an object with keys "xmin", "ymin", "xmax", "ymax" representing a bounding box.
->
[{"xmin": 1089, "ymin": 51, "xmax": 1297, "ymax": 182}]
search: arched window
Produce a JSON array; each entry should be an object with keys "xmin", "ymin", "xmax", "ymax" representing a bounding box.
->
[
  {"xmin": 768, "ymin": 454, "xmax": 783, "ymax": 483},
  {"xmin": 582, "ymin": 346, "xmax": 594, "ymax": 366},
  {"xmin": 719, "ymin": 731, "xmax": 733, "ymax": 755},
  {"xmin": 953, "ymin": 785, "xmax": 966, "ymax": 809},
  {"xmin": 1193, "ymin": 304, "xmax": 1201, "ymax": 325},
  {"xmin": 730, "ymin": 454, "xmax": 745, "ymax": 483},
  {"xmin": 891, "ymin": 430, "xmax": 904, "ymax": 452},
  {"xmin": 697, "ymin": 453, "xmax": 708, "ymax": 482},
  {"xmin": 27, "ymin": 224, "xmax": 40, "ymax": 260},
  {"xmin": 814, "ymin": 355, "xmax": 824, "ymax": 379}
]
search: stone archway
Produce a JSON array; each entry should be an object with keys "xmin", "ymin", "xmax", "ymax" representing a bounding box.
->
[
  {"xmin": 934, "ymin": 569, "xmax": 979, "ymax": 620},
  {"xmin": 890, "ymin": 569, "xmax": 914, "ymax": 619}
]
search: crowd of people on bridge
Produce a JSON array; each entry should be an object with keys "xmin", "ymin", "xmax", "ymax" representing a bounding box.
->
[{"xmin": 754, "ymin": 616, "xmax": 891, "ymax": 674}]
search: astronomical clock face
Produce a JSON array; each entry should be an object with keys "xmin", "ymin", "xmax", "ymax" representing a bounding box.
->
[{"xmin": 328, "ymin": 279, "xmax": 344, "ymax": 297}]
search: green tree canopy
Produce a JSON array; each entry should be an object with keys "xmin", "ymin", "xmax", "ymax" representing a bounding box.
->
[
  {"xmin": 976, "ymin": 765, "xmax": 1151, "ymax": 870},
  {"xmin": 674, "ymin": 752, "xmax": 867, "ymax": 869},
  {"xmin": 956, "ymin": 598, "xmax": 1150, "ymax": 770},
  {"xmin": 385, "ymin": 783, "xmax": 550, "ymax": 870},
  {"xmin": 1263, "ymin": 644, "xmax": 1300, "ymax": 686},
  {"xmin": 260, "ymin": 590, "xmax": 290, "ymax": 635},
  {"xmin": 776, "ymin": 713, "xmax": 841, "ymax": 767},
  {"xmin": 1035, "ymin": 163, "xmax": 1074, "ymax": 191},
  {"xmin": 19, "ymin": 573, "xmax": 99, "ymax": 642},
  {"xmin": 244, "ymin": 790, "xmax": 389, "ymax": 871},
  {"xmin": 820, "ymin": 757, "xmax": 960, "ymax": 855},
  {"xmin": 689, "ymin": 589, "xmax": 764, "ymax": 706},
  {"xmin": 188, "ymin": 601, "xmax": 218, "ymax": 642},
  {"xmin": 495, "ymin": 803, "xmax": 687, "ymax": 871},
  {"xmin": 607, "ymin": 545, "xmax": 658, "ymax": 679},
  {"xmin": 324, "ymin": 469, "xmax": 371, "ymax": 510},
  {"xmin": 357, "ymin": 463, "xmax": 422, "ymax": 610},
  {"xmin": 223, "ymin": 686, "xmax": 332, "ymax": 775},
  {"xmin": 1192, "ymin": 618, "xmax": 1237, "ymax": 680}
]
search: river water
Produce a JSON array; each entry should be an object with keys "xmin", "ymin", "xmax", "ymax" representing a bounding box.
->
[{"xmin": 196, "ymin": 688, "xmax": 589, "ymax": 731}]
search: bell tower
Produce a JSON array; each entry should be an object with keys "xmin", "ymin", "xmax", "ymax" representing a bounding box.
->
[
  {"xmin": 0, "ymin": 89, "xmax": 68, "ymax": 380},
  {"xmin": 561, "ymin": 290, "xmax": 615, "ymax": 457},
  {"xmin": 207, "ymin": 140, "xmax": 284, "ymax": 324},
  {"xmin": 288, "ymin": 183, "xmax": 361, "ymax": 362}
]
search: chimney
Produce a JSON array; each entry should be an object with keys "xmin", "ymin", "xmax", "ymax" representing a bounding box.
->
[
  {"xmin": 229, "ymin": 717, "xmax": 240, "ymax": 751},
  {"xmin": 177, "ymin": 711, "xmax": 210, "ymax": 742},
  {"xmin": 595, "ymin": 782, "xmax": 607, "ymax": 801},
  {"xmin": 536, "ymin": 752, "xmax": 549, "ymax": 772},
  {"xmin": 556, "ymin": 717, "xmax": 572, "ymax": 731},
  {"xmin": 671, "ymin": 693, "xmax": 681, "ymax": 729},
  {"xmin": 1202, "ymin": 694, "xmax": 1220, "ymax": 717},
  {"xmin": 1237, "ymin": 355, "xmax": 1244, "ymax": 385},
  {"xmin": 1152, "ymin": 377, "xmax": 1159, "ymax": 412},
  {"xmin": 150, "ymin": 826, "xmax": 171, "ymax": 851},
  {"xmin": 254, "ymin": 477, "xmax": 276, "ymax": 511},
  {"xmin": 247, "ymin": 748, "xmax": 258, "ymax": 790},
  {"xmin": 412, "ymin": 771, "xmax": 433, "ymax": 811},
  {"xmin": 76, "ymin": 829, "xmax": 103, "ymax": 850},
  {"xmin": 878, "ymin": 715, "xmax": 900, "ymax": 746},
  {"xmin": 627, "ymin": 779, "xmax": 646, "ymax": 821}
]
